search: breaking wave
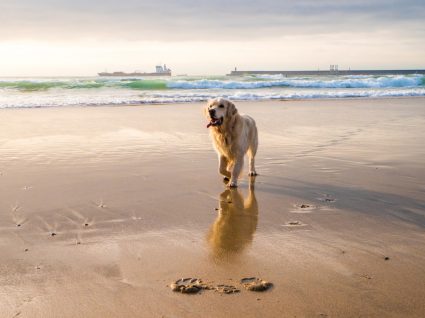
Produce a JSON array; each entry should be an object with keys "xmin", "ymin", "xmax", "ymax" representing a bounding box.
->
[
  {"xmin": 0, "ymin": 74, "xmax": 423, "ymax": 92},
  {"xmin": 1, "ymin": 88, "xmax": 424, "ymax": 108},
  {"xmin": 1, "ymin": 74, "xmax": 424, "ymax": 108}
]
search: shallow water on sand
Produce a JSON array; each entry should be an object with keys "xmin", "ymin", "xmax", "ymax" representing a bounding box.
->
[{"xmin": 1, "ymin": 99, "xmax": 425, "ymax": 317}]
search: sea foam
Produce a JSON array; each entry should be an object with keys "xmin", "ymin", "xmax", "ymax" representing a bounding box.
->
[{"xmin": 0, "ymin": 74, "xmax": 424, "ymax": 108}]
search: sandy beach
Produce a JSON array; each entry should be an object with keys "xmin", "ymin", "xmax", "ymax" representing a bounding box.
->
[{"xmin": 1, "ymin": 98, "xmax": 425, "ymax": 317}]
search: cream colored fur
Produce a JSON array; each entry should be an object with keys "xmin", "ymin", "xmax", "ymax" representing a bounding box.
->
[{"xmin": 205, "ymin": 98, "xmax": 258, "ymax": 187}]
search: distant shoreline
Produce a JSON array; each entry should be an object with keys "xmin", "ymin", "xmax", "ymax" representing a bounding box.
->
[{"xmin": 228, "ymin": 69, "xmax": 425, "ymax": 76}]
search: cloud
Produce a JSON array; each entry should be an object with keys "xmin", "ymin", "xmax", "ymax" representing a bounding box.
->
[
  {"xmin": 1, "ymin": 0, "xmax": 424, "ymax": 76},
  {"xmin": 1, "ymin": 0, "xmax": 424, "ymax": 41}
]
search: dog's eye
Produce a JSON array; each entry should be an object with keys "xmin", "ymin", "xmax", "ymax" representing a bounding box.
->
[{"xmin": 219, "ymin": 104, "xmax": 224, "ymax": 108}]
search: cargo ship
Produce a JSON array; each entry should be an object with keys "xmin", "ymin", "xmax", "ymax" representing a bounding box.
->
[{"xmin": 98, "ymin": 64, "xmax": 171, "ymax": 76}]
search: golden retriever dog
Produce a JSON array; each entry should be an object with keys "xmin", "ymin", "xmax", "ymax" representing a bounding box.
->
[{"xmin": 205, "ymin": 98, "xmax": 258, "ymax": 187}]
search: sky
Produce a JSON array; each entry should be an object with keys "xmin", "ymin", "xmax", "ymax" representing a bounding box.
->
[{"xmin": 0, "ymin": 0, "xmax": 424, "ymax": 76}]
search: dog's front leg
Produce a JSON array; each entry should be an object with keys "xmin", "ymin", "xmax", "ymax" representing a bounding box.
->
[
  {"xmin": 229, "ymin": 155, "xmax": 244, "ymax": 187},
  {"xmin": 219, "ymin": 155, "xmax": 231, "ymax": 180}
]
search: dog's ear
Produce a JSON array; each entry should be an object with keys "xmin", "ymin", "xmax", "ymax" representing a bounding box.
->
[
  {"xmin": 226, "ymin": 101, "xmax": 238, "ymax": 118},
  {"xmin": 203, "ymin": 105, "xmax": 209, "ymax": 119},
  {"xmin": 203, "ymin": 101, "xmax": 212, "ymax": 119}
]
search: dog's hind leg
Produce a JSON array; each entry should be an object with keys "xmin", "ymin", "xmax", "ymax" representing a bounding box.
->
[
  {"xmin": 219, "ymin": 155, "xmax": 231, "ymax": 180},
  {"xmin": 247, "ymin": 143, "xmax": 258, "ymax": 177}
]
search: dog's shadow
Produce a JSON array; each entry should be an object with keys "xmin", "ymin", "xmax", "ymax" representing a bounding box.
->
[{"xmin": 207, "ymin": 182, "xmax": 259, "ymax": 262}]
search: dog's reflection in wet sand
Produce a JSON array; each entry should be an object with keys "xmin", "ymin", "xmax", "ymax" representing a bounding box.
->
[{"xmin": 207, "ymin": 184, "xmax": 258, "ymax": 262}]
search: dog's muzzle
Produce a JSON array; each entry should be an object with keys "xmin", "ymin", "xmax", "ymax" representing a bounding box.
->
[{"xmin": 207, "ymin": 116, "xmax": 223, "ymax": 128}]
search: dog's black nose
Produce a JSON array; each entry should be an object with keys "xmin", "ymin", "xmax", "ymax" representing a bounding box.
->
[{"xmin": 209, "ymin": 109, "xmax": 216, "ymax": 116}]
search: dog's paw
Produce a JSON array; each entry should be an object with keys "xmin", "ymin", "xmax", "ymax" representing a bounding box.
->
[
  {"xmin": 223, "ymin": 176, "xmax": 230, "ymax": 182},
  {"xmin": 248, "ymin": 171, "xmax": 258, "ymax": 176},
  {"xmin": 228, "ymin": 181, "xmax": 238, "ymax": 188}
]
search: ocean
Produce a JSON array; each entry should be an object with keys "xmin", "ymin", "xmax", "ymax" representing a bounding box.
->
[{"xmin": 0, "ymin": 74, "xmax": 424, "ymax": 108}]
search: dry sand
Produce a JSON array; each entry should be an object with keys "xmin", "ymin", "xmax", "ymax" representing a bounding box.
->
[{"xmin": 1, "ymin": 98, "xmax": 425, "ymax": 317}]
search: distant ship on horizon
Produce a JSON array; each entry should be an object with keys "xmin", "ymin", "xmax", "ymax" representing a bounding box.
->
[{"xmin": 98, "ymin": 64, "xmax": 171, "ymax": 77}]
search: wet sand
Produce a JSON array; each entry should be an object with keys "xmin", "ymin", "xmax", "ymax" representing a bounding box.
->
[{"xmin": 1, "ymin": 98, "xmax": 425, "ymax": 317}]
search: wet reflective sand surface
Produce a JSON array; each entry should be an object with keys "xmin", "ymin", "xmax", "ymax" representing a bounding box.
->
[{"xmin": 1, "ymin": 99, "xmax": 425, "ymax": 317}]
